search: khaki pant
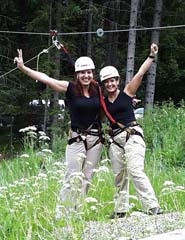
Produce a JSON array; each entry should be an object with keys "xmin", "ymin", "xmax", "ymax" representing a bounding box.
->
[
  {"xmin": 59, "ymin": 130, "xmax": 103, "ymax": 209},
  {"xmin": 109, "ymin": 125, "xmax": 160, "ymax": 213}
]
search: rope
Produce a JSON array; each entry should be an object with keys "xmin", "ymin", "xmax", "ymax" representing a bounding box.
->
[{"xmin": 0, "ymin": 44, "xmax": 55, "ymax": 79}]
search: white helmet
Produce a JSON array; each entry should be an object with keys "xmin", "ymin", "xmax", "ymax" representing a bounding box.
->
[
  {"xmin": 99, "ymin": 66, "xmax": 120, "ymax": 82},
  {"xmin": 75, "ymin": 56, "xmax": 95, "ymax": 72}
]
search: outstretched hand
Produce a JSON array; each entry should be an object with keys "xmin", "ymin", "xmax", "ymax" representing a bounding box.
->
[
  {"xmin": 14, "ymin": 49, "xmax": 24, "ymax": 68},
  {"xmin": 150, "ymin": 43, "xmax": 158, "ymax": 56},
  {"xmin": 132, "ymin": 97, "xmax": 141, "ymax": 107}
]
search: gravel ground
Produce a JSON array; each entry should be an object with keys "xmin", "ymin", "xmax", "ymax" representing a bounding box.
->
[{"xmin": 82, "ymin": 212, "xmax": 185, "ymax": 240}]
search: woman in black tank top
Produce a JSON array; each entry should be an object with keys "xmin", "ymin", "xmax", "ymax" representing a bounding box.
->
[
  {"xmin": 14, "ymin": 51, "xmax": 103, "ymax": 219},
  {"xmin": 99, "ymin": 43, "xmax": 162, "ymax": 218}
]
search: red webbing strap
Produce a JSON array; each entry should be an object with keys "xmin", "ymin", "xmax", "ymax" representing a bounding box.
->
[
  {"xmin": 98, "ymin": 86, "xmax": 116, "ymax": 124},
  {"xmin": 93, "ymin": 81, "xmax": 125, "ymax": 129},
  {"xmin": 50, "ymin": 30, "xmax": 75, "ymax": 66},
  {"xmin": 92, "ymin": 80, "xmax": 116, "ymax": 124}
]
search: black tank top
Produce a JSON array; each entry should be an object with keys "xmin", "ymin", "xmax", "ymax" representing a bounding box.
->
[
  {"xmin": 104, "ymin": 91, "xmax": 136, "ymax": 129},
  {"xmin": 66, "ymin": 82, "xmax": 102, "ymax": 130}
]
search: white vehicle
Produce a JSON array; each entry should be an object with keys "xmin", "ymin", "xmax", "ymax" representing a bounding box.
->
[
  {"xmin": 134, "ymin": 108, "xmax": 144, "ymax": 119},
  {"xmin": 29, "ymin": 99, "xmax": 65, "ymax": 108}
]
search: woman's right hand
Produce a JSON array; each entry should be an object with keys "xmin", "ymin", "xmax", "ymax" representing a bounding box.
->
[{"xmin": 14, "ymin": 49, "xmax": 24, "ymax": 69}]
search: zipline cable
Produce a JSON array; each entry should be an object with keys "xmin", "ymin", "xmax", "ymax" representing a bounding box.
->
[
  {"xmin": 1, "ymin": 23, "xmax": 185, "ymax": 79},
  {"xmin": 1, "ymin": 24, "xmax": 185, "ymax": 36}
]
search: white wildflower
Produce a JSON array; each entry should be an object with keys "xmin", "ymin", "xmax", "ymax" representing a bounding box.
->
[
  {"xmin": 18, "ymin": 181, "xmax": 27, "ymax": 186},
  {"xmin": 8, "ymin": 183, "xmax": 16, "ymax": 188},
  {"xmin": 129, "ymin": 202, "xmax": 136, "ymax": 209},
  {"xmin": 38, "ymin": 173, "xmax": 47, "ymax": 179},
  {"xmin": 19, "ymin": 128, "xmax": 26, "ymax": 132},
  {"xmin": 97, "ymin": 178, "xmax": 105, "ymax": 182},
  {"xmin": 71, "ymin": 172, "xmax": 85, "ymax": 178},
  {"xmin": 19, "ymin": 126, "xmax": 37, "ymax": 133},
  {"xmin": 101, "ymin": 158, "xmax": 110, "ymax": 164},
  {"xmin": 90, "ymin": 206, "xmax": 97, "ymax": 211},
  {"xmin": 13, "ymin": 180, "xmax": 19, "ymax": 185},
  {"xmin": 0, "ymin": 186, "xmax": 8, "ymax": 191},
  {"xmin": 20, "ymin": 154, "xmax": 30, "ymax": 158},
  {"xmin": 39, "ymin": 135, "xmax": 50, "ymax": 141},
  {"xmin": 161, "ymin": 187, "xmax": 171, "ymax": 193},
  {"xmin": 118, "ymin": 237, "xmax": 128, "ymax": 240},
  {"xmin": 175, "ymin": 186, "xmax": 185, "ymax": 191},
  {"xmin": 96, "ymin": 166, "xmax": 109, "ymax": 173},
  {"xmin": 163, "ymin": 180, "xmax": 175, "ymax": 186},
  {"xmin": 35, "ymin": 151, "xmax": 43, "ymax": 156},
  {"xmin": 53, "ymin": 162, "xmax": 63, "ymax": 167},
  {"xmin": 42, "ymin": 149, "xmax": 53, "ymax": 154},
  {"xmin": 62, "ymin": 183, "xmax": 71, "ymax": 189},
  {"xmin": 32, "ymin": 183, "xmax": 39, "ymax": 187},
  {"xmin": 38, "ymin": 131, "xmax": 46, "ymax": 136},
  {"xmin": 27, "ymin": 126, "xmax": 37, "ymax": 131},
  {"xmin": 85, "ymin": 197, "xmax": 98, "ymax": 203},
  {"xmin": 20, "ymin": 178, "xmax": 29, "ymax": 183},
  {"xmin": 27, "ymin": 131, "xmax": 37, "ymax": 137},
  {"xmin": 56, "ymin": 170, "xmax": 64, "ymax": 175}
]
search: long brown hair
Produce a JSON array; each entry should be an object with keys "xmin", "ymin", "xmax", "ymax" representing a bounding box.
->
[{"xmin": 73, "ymin": 71, "xmax": 98, "ymax": 96}]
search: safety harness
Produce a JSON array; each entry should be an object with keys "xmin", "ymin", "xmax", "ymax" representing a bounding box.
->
[
  {"xmin": 95, "ymin": 84, "xmax": 144, "ymax": 148},
  {"xmin": 108, "ymin": 121, "xmax": 144, "ymax": 149},
  {"xmin": 51, "ymin": 31, "xmax": 105, "ymax": 151},
  {"xmin": 68, "ymin": 128, "xmax": 104, "ymax": 151}
]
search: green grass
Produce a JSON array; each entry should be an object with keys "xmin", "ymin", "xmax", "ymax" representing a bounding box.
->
[{"xmin": 0, "ymin": 102, "xmax": 184, "ymax": 239}]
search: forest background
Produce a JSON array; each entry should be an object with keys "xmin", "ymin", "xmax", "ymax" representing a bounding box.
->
[
  {"xmin": 0, "ymin": 0, "xmax": 185, "ymax": 153},
  {"xmin": 0, "ymin": 1, "xmax": 185, "ymax": 238}
]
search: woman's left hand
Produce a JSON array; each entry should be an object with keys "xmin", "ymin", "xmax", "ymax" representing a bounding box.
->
[{"xmin": 150, "ymin": 43, "xmax": 158, "ymax": 56}]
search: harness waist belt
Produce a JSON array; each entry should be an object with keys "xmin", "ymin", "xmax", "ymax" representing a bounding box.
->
[
  {"xmin": 68, "ymin": 133, "xmax": 104, "ymax": 150},
  {"xmin": 68, "ymin": 136, "xmax": 83, "ymax": 145},
  {"xmin": 110, "ymin": 121, "xmax": 138, "ymax": 137},
  {"xmin": 71, "ymin": 127, "xmax": 102, "ymax": 135}
]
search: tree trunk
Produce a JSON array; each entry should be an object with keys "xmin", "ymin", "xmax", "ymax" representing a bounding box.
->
[
  {"xmin": 43, "ymin": 1, "xmax": 52, "ymax": 133},
  {"xmin": 106, "ymin": 0, "xmax": 120, "ymax": 66},
  {"xmin": 87, "ymin": 0, "xmax": 93, "ymax": 56},
  {"xmin": 125, "ymin": 0, "xmax": 140, "ymax": 84},
  {"xmin": 145, "ymin": 0, "xmax": 163, "ymax": 109},
  {"xmin": 49, "ymin": 1, "xmax": 61, "ymax": 138}
]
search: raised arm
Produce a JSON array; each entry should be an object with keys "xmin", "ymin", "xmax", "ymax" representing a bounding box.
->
[
  {"xmin": 124, "ymin": 43, "xmax": 158, "ymax": 97},
  {"xmin": 14, "ymin": 49, "xmax": 69, "ymax": 92}
]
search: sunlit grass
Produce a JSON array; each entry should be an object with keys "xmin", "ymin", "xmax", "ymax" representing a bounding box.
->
[{"xmin": 0, "ymin": 102, "xmax": 184, "ymax": 239}]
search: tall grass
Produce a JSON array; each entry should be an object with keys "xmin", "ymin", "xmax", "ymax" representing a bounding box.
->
[{"xmin": 0, "ymin": 102, "xmax": 184, "ymax": 239}]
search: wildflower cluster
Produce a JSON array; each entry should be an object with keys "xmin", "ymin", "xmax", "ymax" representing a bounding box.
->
[{"xmin": 19, "ymin": 126, "xmax": 50, "ymax": 151}]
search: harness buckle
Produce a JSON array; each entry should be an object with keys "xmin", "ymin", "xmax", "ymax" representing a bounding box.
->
[
  {"xmin": 126, "ymin": 128, "xmax": 136, "ymax": 135},
  {"xmin": 81, "ymin": 135, "xmax": 86, "ymax": 141}
]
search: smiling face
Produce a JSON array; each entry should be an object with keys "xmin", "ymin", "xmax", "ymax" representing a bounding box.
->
[
  {"xmin": 77, "ymin": 69, "xmax": 94, "ymax": 86},
  {"xmin": 104, "ymin": 77, "xmax": 119, "ymax": 93}
]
